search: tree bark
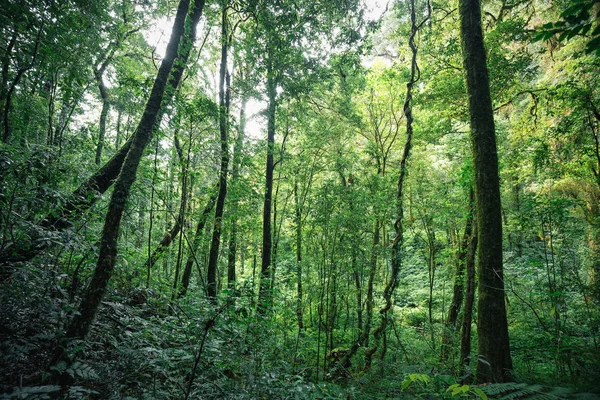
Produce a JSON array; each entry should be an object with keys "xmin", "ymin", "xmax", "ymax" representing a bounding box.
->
[
  {"xmin": 294, "ymin": 179, "xmax": 304, "ymax": 331},
  {"xmin": 206, "ymin": 3, "xmax": 230, "ymax": 300},
  {"xmin": 257, "ymin": 55, "xmax": 276, "ymax": 314},
  {"xmin": 95, "ymin": 69, "xmax": 110, "ymax": 165},
  {"xmin": 459, "ymin": 0, "xmax": 514, "ymax": 383},
  {"xmin": 227, "ymin": 97, "xmax": 246, "ymax": 289},
  {"xmin": 441, "ymin": 189, "xmax": 474, "ymax": 362},
  {"xmin": 460, "ymin": 217, "xmax": 478, "ymax": 381},
  {"xmin": 179, "ymin": 187, "xmax": 218, "ymax": 298}
]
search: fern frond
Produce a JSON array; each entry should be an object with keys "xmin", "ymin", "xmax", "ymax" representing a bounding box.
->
[{"xmin": 479, "ymin": 382, "xmax": 590, "ymax": 399}]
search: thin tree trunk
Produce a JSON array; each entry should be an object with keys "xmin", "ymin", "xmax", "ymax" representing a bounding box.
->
[
  {"xmin": 3, "ymin": 18, "xmax": 43, "ymax": 143},
  {"xmin": 441, "ymin": 189, "xmax": 474, "ymax": 362},
  {"xmin": 206, "ymin": 3, "xmax": 230, "ymax": 300},
  {"xmin": 363, "ymin": 0, "xmax": 428, "ymax": 373},
  {"xmin": 362, "ymin": 220, "xmax": 380, "ymax": 370},
  {"xmin": 294, "ymin": 180, "xmax": 304, "ymax": 331},
  {"xmin": 171, "ymin": 130, "xmax": 191, "ymax": 299},
  {"xmin": 115, "ymin": 109, "xmax": 123, "ymax": 149},
  {"xmin": 142, "ymin": 203, "xmax": 185, "ymax": 273},
  {"xmin": 331, "ymin": 220, "xmax": 378, "ymax": 375},
  {"xmin": 146, "ymin": 133, "xmax": 160, "ymax": 287},
  {"xmin": 460, "ymin": 219, "xmax": 478, "ymax": 381},
  {"xmin": 227, "ymin": 97, "xmax": 246, "ymax": 289},
  {"xmin": 352, "ymin": 251, "xmax": 362, "ymax": 338},
  {"xmin": 95, "ymin": 73, "xmax": 110, "ymax": 165},
  {"xmin": 257, "ymin": 55, "xmax": 276, "ymax": 314},
  {"xmin": 179, "ymin": 187, "xmax": 218, "ymax": 298},
  {"xmin": 0, "ymin": 29, "xmax": 17, "ymax": 132},
  {"xmin": 459, "ymin": 0, "xmax": 514, "ymax": 383}
]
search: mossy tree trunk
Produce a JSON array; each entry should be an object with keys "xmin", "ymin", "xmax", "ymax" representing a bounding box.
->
[
  {"xmin": 458, "ymin": 0, "xmax": 514, "ymax": 383},
  {"xmin": 207, "ymin": 2, "xmax": 231, "ymax": 300},
  {"xmin": 460, "ymin": 216, "xmax": 478, "ymax": 380},
  {"xmin": 226, "ymin": 97, "xmax": 246, "ymax": 289},
  {"xmin": 257, "ymin": 54, "xmax": 277, "ymax": 314}
]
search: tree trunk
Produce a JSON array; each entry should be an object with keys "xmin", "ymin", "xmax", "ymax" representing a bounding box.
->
[
  {"xmin": 352, "ymin": 251, "xmax": 362, "ymax": 338},
  {"xmin": 95, "ymin": 72, "xmax": 110, "ymax": 165},
  {"xmin": 55, "ymin": 0, "xmax": 200, "ymax": 346},
  {"xmin": 227, "ymin": 98, "xmax": 246, "ymax": 289},
  {"xmin": 257, "ymin": 56, "xmax": 276, "ymax": 314},
  {"xmin": 441, "ymin": 189, "xmax": 474, "ymax": 362},
  {"xmin": 362, "ymin": 220, "xmax": 379, "ymax": 370},
  {"xmin": 171, "ymin": 130, "xmax": 190, "ymax": 298},
  {"xmin": 3, "ymin": 19, "xmax": 43, "ymax": 143},
  {"xmin": 0, "ymin": 29, "xmax": 17, "ymax": 137},
  {"xmin": 206, "ymin": 3, "xmax": 230, "ymax": 300},
  {"xmin": 179, "ymin": 187, "xmax": 218, "ymax": 298},
  {"xmin": 294, "ymin": 180, "xmax": 304, "ymax": 331},
  {"xmin": 142, "ymin": 131, "xmax": 189, "ymax": 275},
  {"xmin": 459, "ymin": 0, "xmax": 514, "ymax": 383},
  {"xmin": 329, "ymin": 217, "xmax": 377, "ymax": 376},
  {"xmin": 460, "ymin": 218, "xmax": 478, "ymax": 381}
]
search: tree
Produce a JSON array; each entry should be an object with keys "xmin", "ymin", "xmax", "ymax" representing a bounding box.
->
[
  {"xmin": 52, "ymin": 0, "xmax": 204, "ymax": 358},
  {"xmin": 458, "ymin": 0, "xmax": 514, "ymax": 383},
  {"xmin": 207, "ymin": 0, "xmax": 232, "ymax": 300}
]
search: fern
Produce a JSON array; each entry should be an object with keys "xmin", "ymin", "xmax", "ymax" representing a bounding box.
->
[{"xmin": 479, "ymin": 382, "xmax": 597, "ymax": 399}]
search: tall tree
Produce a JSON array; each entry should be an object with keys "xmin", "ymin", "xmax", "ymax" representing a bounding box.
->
[
  {"xmin": 227, "ymin": 96, "xmax": 247, "ymax": 289},
  {"xmin": 52, "ymin": 0, "xmax": 204, "ymax": 353},
  {"xmin": 257, "ymin": 48, "xmax": 277, "ymax": 313},
  {"xmin": 206, "ymin": 1, "xmax": 232, "ymax": 300},
  {"xmin": 458, "ymin": 0, "xmax": 514, "ymax": 383}
]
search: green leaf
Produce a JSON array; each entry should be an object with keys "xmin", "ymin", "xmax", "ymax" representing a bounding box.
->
[
  {"xmin": 561, "ymin": 3, "xmax": 587, "ymax": 18},
  {"xmin": 585, "ymin": 35, "xmax": 600, "ymax": 53},
  {"xmin": 472, "ymin": 387, "xmax": 488, "ymax": 400}
]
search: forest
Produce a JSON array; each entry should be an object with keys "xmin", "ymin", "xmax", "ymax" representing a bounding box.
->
[{"xmin": 0, "ymin": 0, "xmax": 599, "ymax": 398}]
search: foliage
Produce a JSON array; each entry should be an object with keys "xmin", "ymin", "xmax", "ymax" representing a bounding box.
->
[
  {"xmin": 535, "ymin": 0, "xmax": 600, "ymax": 56},
  {"xmin": 1, "ymin": 0, "xmax": 600, "ymax": 398}
]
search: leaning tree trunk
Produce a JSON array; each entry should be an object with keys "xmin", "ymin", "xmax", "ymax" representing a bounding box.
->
[
  {"xmin": 0, "ymin": 0, "xmax": 206, "ymax": 268},
  {"xmin": 54, "ymin": 0, "xmax": 201, "ymax": 349},
  {"xmin": 459, "ymin": 0, "xmax": 514, "ymax": 383},
  {"xmin": 141, "ymin": 130, "xmax": 189, "ymax": 275},
  {"xmin": 206, "ymin": 3, "xmax": 231, "ymax": 300},
  {"xmin": 94, "ymin": 63, "xmax": 110, "ymax": 165},
  {"xmin": 257, "ymin": 56, "xmax": 277, "ymax": 315},
  {"xmin": 179, "ymin": 187, "xmax": 218, "ymax": 298}
]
